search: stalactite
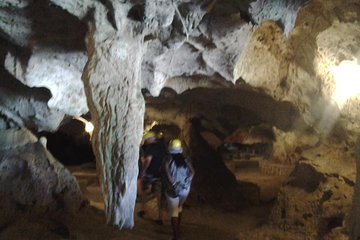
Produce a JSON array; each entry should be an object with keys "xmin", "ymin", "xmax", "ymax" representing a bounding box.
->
[{"xmin": 83, "ymin": 28, "xmax": 145, "ymax": 228}]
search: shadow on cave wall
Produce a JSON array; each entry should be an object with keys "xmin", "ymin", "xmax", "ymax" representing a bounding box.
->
[
  {"xmin": 188, "ymin": 118, "xmax": 249, "ymax": 211},
  {"xmin": 28, "ymin": 0, "xmax": 87, "ymax": 50}
]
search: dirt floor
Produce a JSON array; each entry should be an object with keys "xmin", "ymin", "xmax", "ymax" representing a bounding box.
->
[
  {"xmin": 65, "ymin": 162, "xmax": 307, "ymax": 240},
  {"xmin": 65, "ymin": 162, "xmax": 269, "ymax": 240},
  {"xmin": 60, "ymin": 200, "xmax": 273, "ymax": 240},
  {"xmin": 0, "ymin": 162, "xmax": 308, "ymax": 240}
]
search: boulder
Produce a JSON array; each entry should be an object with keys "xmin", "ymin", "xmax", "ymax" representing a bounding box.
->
[
  {"xmin": 0, "ymin": 129, "xmax": 82, "ymax": 226},
  {"xmin": 271, "ymin": 156, "xmax": 355, "ymax": 239}
]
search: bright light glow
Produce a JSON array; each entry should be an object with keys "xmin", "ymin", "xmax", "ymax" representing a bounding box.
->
[
  {"xmin": 85, "ymin": 121, "xmax": 94, "ymax": 133},
  {"xmin": 74, "ymin": 117, "xmax": 94, "ymax": 135},
  {"xmin": 331, "ymin": 59, "xmax": 360, "ymax": 107}
]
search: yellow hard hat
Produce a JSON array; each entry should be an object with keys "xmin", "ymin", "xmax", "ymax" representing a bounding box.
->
[
  {"xmin": 143, "ymin": 131, "xmax": 156, "ymax": 142},
  {"xmin": 169, "ymin": 139, "xmax": 182, "ymax": 149}
]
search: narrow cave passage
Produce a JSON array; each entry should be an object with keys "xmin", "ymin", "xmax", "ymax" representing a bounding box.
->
[
  {"xmin": 41, "ymin": 117, "xmax": 95, "ymax": 166},
  {"xmin": 138, "ymin": 86, "xmax": 304, "ymax": 235},
  {"xmin": 107, "ymin": 85, "xmax": 287, "ymax": 239},
  {"xmin": 39, "ymin": 117, "xmax": 106, "ymax": 210},
  {"xmin": 32, "ymin": 86, "xmax": 298, "ymax": 239},
  {"xmin": 138, "ymin": 86, "xmax": 356, "ymax": 239}
]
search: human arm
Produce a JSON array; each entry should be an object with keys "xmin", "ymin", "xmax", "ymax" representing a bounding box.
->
[
  {"xmin": 186, "ymin": 159, "xmax": 195, "ymax": 179},
  {"xmin": 139, "ymin": 155, "xmax": 152, "ymax": 178},
  {"xmin": 163, "ymin": 155, "xmax": 175, "ymax": 185}
]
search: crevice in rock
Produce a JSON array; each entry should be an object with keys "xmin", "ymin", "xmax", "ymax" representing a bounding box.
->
[
  {"xmin": 189, "ymin": 117, "xmax": 248, "ymax": 210},
  {"xmin": 28, "ymin": 0, "xmax": 87, "ymax": 50},
  {"xmin": 40, "ymin": 117, "xmax": 95, "ymax": 166},
  {"xmin": 319, "ymin": 215, "xmax": 344, "ymax": 238},
  {"xmin": 128, "ymin": 3, "xmax": 145, "ymax": 22},
  {"xmin": 287, "ymin": 163, "xmax": 326, "ymax": 193}
]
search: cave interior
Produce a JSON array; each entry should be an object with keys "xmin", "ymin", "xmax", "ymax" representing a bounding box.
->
[{"xmin": 1, "ymin": 0, "xmax": 360, "ymax": 239}]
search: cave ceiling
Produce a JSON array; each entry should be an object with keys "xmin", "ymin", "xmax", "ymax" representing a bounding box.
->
[{"xmin": 0, "ymin": 0, "xmax": 360, "ymax": 139}]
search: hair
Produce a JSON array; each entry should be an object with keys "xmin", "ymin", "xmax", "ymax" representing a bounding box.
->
[{"xmin": 172, "ymin": 153, "xmax": 187, "ymax": 167}]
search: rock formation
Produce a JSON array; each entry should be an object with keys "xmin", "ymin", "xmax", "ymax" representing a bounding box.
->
[
  {"xmin": 0, "ymin": 129, "xmax": 82, "ymax": 224},
  {"xmin": 82, "ymin": 15, "xmax": 145, "ymax": 227}
]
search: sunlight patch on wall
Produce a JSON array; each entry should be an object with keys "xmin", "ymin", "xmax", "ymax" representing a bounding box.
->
[{"xmin": 331, "ymin": 59, "xmax": 360, "ymax": 108}]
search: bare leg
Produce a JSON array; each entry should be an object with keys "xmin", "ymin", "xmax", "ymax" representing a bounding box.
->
[
  {"xmin": 155, "ymin": 193, "xmax": 163, "ymax": 224},
  {"xmin": 137, "ymin": 179, "xmax": 145, "ymax": 217},
  {"xmin": 177, "ymin": 191, "xmax": 189, "ymax": 237}
]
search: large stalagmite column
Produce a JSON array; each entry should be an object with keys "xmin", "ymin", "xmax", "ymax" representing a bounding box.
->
[{"xmin": 82, "ymin": 22, "xmax": 145, "ymax": 227}]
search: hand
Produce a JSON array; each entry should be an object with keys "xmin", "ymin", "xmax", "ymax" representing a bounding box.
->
[
  {"xmin": 168, "ymin": 182, "xmax": 178, "ymax": 198},
  {"xmin": 171, "ymin": 182, "xmax": 178, "ymax": 190},
  {"xmin": 184, "ymin": 177, "xmax": 192, "ymax": 184}
]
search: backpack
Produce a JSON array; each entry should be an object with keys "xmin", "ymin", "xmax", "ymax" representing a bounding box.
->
[{"xmin": 163, "ymin": 154, "xmax": 192, "ymax": 197}]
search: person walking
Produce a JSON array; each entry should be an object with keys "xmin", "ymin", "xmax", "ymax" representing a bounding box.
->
[
  {"xmin": 162, "ymin": 139, "xmax": 195, "ymax": 240},
  {"xmin": 138, "ymin": 131, "xmax": 167, "ymax": 224}
]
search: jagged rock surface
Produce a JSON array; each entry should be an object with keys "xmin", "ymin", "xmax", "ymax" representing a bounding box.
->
[
  {"xmin": 249, "ymin": 0, "xmax": 306, "ymax": 36},
  {"xmin": 0, "ymin": 0, "xmax": 30, "ymax": 8},
  {"xmin": 0, "ymin": 129, "xmax": 83, "ymax": 225},
  {"xmin": 0, "ymin": 67, "xmax": 64, "ymax": 131},
  {"xmin": 0, "ymin": 7, "xmax": 32, "ymax": 47},
  {"xmin": 235, "ymin": 0, "xmax": 360, "ymax": 137},
  {"xmin": 82, "ymin": 2, "xmax": 146, "ymax": 225},
  {"xmin": 271, "ymin": 128, "xmax": 319, "ymax": 164},
  {"xmin": 5, "ymin": 49, "xmax": 88, "ymax": 116},
  {"xmin": 271, "ymin": 145, "xmax": 356, "ymax": 239}
]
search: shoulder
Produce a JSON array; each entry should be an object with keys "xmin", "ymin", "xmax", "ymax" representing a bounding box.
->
[{"xmin": 184, "ymin": 158, "xmax": 193, "ymax": 167}]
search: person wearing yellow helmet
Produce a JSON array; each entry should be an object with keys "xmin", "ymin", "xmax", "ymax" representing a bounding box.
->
[
  {"xmin": 142, "ymin": 131, "xmax": 156, "ymax": 144},
  {"xmin": 168, "ymin": 139, "xmax": 182, "ymax": 153},
  {"xmin": 162, "ymin": 138, "xmax": 195, "ymax": 240},
  {"xmin": 137, "ymin": 131, "xmax": 167, "ymax": 224}
]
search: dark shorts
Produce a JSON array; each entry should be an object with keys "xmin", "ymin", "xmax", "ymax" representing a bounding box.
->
[{"xmin": 141, "ymin": 176, "xmax": 162, "ymax": 194}]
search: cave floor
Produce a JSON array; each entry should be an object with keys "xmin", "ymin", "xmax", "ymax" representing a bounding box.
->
[
  {"xmin": 0, "ymin": 162, "xmax": 308, "ymax": 240},
  {"xmin": 68, "ymin": 162, "xmax": 266, "ymax": 239},
  {"xmin": 61, "ymin": 162, "xmax": 306, "ymax": 240},
  {"xmin": 64, "ymin": 200, "xmax": 271, "ymax": 240},
  {"xmin": 0, "ymin": 203, "xmax": 310, "ymax": 240}
]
